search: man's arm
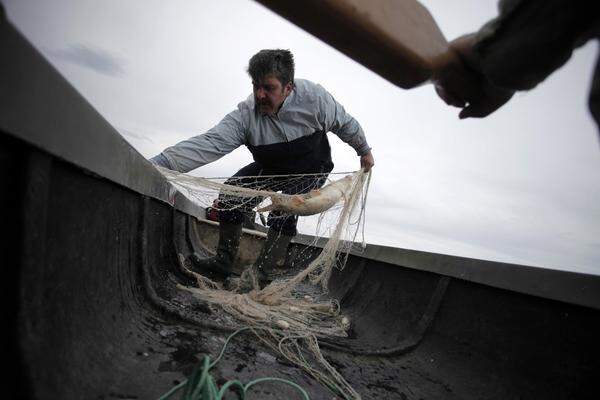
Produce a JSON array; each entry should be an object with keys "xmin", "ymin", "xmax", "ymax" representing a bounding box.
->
[
  {"xmin": 432, "ymin": 0, "xmax": 598, "ymax": 119},
  {"xmin": 150, "ymin": 109, "xmax": 246, "ymax": 173},
  {"xmin": 150, "ymin": 153, "xmax": 174, "ymax": 169},
  {"xmin": 317, "ymin": 84, "xmax": 375, "ymax": 171}
]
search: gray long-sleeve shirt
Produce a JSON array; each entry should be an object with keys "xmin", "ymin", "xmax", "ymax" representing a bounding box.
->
[{"xmin": 155, "ymin": 79, "xmax": 370, "ymax": 173}]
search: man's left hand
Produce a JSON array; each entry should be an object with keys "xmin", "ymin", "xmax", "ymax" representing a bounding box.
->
[
  {"xmin": 433, "ymin": 33, "xmax": 514, "ymax": 119},
  {"xmin": 360, "ymin": 150, "xmax": 374, "ymax": 172}
]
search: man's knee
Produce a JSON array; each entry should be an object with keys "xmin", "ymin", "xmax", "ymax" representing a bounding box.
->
[{"xmin": 267, "ymin": 212, "xmax": 298, "ymax": 237}]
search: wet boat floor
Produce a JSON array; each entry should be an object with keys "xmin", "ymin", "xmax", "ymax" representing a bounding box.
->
[{"xmin": 150, "ymin": 264, "xmax": 547, "ymax": 400}]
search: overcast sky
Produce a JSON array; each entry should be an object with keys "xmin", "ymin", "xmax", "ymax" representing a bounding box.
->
[{"xmin": 5, "ymin": 0, "xmax": 600, "ymax": 274}]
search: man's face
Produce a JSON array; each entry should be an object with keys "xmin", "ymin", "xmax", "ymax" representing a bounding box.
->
[{"xmin": 253, "ymin": 74, "xmax": 293, "ymax": 116}]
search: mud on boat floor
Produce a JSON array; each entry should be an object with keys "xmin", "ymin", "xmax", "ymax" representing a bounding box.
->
[{"xmin": 151, "ymin": 259, "xmax": 564, "ymax": 400}]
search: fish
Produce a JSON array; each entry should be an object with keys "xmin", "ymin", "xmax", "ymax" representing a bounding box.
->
[{"xmin": 256, "ymin": 175, "xmax": 354, "ymax": 216}]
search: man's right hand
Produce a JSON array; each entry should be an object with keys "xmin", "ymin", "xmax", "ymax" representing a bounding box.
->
[
  {"xmin": 433, "ymin": 34, "xmax": 514, "ymax": 119},
  {"xmin": 360, "ymin": 150, "xmax": 375, "ymax": 172}
]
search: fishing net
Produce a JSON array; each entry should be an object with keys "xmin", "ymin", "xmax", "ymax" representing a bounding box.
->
[{"xmin": 158, "ymin": 166, "xmax": 371, "ymax": 399}]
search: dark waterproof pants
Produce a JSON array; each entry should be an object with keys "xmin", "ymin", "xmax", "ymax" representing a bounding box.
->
[{"xmin": 218, "ymin": 162, "xmax": 329, "ymax": 236}]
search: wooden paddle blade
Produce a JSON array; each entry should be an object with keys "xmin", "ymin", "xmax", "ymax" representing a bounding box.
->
[{"xmin": 255, "ymin": 0, "xmax": 449, "ymax": 89}]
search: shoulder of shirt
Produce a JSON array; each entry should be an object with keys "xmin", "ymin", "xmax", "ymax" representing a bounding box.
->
[
  {"xmin": 237, "ymin": 93, "xmax": 255, "ymax": 112},
  {"xmin": 292, "ymin": 78, "xmax": 330, "ymax": 106},
  {"xmin": 294, "ymin": 78, "xmax": 327, "ymax": 95},
  {"xmin": 230, "ymin": 94, "xmax": 256, "ymax": 126}
]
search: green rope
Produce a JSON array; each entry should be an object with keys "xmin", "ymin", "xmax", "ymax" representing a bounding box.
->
[{"xmin": 158, "ymin": 327, "xmax": 310, "ymax": 400}]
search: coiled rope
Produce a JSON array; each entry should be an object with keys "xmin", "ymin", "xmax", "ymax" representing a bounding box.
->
[{"xmin": 158, "ymin": 327, "xmax": 310, "ymax": 400}]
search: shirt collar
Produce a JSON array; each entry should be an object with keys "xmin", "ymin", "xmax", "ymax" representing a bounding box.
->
[{"xmin": 278, "ymin": 86, "xmax": 296, "ymax": 115}]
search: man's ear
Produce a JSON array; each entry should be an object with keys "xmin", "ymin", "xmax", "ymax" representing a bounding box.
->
[{"xmin": 284, "ymin": 81, "xmax": 293, "ymax": 95}]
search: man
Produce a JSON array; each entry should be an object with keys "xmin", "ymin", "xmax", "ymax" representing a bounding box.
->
[
  {"xmin": 432, "ymin": 0, "xmax": 600, "ymax": 136},
  {"xmin": 151, "ymin": 49, "xmax": 374, "ymax": 283}
]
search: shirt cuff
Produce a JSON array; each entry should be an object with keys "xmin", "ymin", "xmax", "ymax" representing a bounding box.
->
[
  {"xmin": 149, "ymin": 153, "xmax": 174, "ymax": 169},
  {"xmin": 356, "ymin": 143, "xmax": 372, "ymax": 157}
]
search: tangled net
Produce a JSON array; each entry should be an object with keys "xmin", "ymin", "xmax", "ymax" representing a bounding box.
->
[{"xmin": 159, "ymin": 167, "xmax": 371, "ymax": 399}]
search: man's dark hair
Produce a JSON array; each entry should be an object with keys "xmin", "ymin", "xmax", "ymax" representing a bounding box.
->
[{"xmin": 247, "ymin": 49, "xmax": 295, "ymax": 86}]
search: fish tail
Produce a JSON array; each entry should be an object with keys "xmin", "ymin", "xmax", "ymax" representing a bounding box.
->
[{"xmin": 257, "ymin": 196, "xmax": 279, "ymax": 213}]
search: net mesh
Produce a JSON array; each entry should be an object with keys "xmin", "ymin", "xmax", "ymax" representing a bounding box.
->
[{"xmin": 159, "ymin": 167, "xmax": 371, "ymax": 399}]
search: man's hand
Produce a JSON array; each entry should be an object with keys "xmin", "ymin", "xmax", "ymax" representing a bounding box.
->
[
  {"xmin": 360, "ymin": 150, "xmax": 374, "ymax": 172},
  {"xmin": 433, "ymin": 33, "xmax": 514, "ymax": 119}
]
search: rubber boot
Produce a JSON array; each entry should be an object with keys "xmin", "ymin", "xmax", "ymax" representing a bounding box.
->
[
  {"xmin": 229, "ymin": 229, "xmax": 293, "ymax": 292},
  {"xmin": 254, "ymin": 229, "xmax": 294, "ymax": 285},
  {"xmin": 188, "ymin": 221, "xmax": 242, "ymax": 277}
]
